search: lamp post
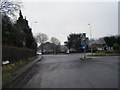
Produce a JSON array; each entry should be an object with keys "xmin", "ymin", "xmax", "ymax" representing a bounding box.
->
[
  {"xmin": 30, "ymin": 21, "xmax": 38, "ymax": 29},
  {"xmin": 30, "ymin": 21, "xmax": 39, "ymax": 48},
  {"xmin": 88, "ymin": 23, "xmax": 93, "ymax": 54}
]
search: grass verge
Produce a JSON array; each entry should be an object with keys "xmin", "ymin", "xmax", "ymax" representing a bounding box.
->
[
  {"xmin": 87, "ymin": 52, "xmax": 120, "ymax": 56},
  {"xmin": 2, "ymin": 56, "xmax": 37, "ymax": 86}
]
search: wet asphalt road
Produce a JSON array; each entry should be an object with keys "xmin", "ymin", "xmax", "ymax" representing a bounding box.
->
[{"xmin": 9, "ymin": 54, "xmax": 118, "ymax": 88}]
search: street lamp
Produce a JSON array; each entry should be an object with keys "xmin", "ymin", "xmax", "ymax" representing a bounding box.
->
[
  {"xmin": 30, "ymin": 21, "xmax": 38, "ymax": 29},
  {"xmin": 30, "ymin": 21, "xmax": 39, "ymax": 46},
  {"xmin": 88, "ymin": 23, "xmax": 93, "ymax": 54}
]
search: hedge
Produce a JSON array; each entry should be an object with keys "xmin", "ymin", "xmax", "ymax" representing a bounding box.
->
[{"xmin": 2, "ymin": 46, "xmax": 36, "ymax": 63}]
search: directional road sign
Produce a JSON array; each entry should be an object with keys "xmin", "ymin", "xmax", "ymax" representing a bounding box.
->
[{"xmin": 82, "ymin": 44, "xmax": 88, "ymax": 49}]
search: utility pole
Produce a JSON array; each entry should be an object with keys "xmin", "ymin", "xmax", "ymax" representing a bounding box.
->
[{"xmin": 88, "ymin": 23, "xmax": 93, "ymax": 54}]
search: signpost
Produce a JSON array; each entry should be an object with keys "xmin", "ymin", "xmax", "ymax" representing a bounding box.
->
[
  {"xmin": 81, "ymin": 33, "xmax": 89, "ymax": 58},
  {"xmin": 82, "ymin": 44, "xmax": 88, "ymax": 58}
]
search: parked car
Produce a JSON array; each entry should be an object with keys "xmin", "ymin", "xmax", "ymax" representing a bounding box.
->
[{"xmin": 36, "ymin": 52, "xmax": 42, "ymax": 55}]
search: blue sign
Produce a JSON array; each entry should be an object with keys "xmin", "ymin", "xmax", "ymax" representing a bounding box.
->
[{"xmin": 82, "ymin": 44, "xmax": 88, "ymax": 49}]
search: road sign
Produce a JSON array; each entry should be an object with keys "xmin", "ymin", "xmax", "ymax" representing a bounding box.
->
[
  {"xmin": 82, "ymin": 44, "xmax": 88, "ymax": 49},
  {"xmin": 80, "ymin": 33, "xmax": 89, "ymax": 58}
]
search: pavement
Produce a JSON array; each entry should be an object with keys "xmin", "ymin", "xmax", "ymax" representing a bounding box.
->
[
  {"xmin": 6, "ymin": 54, "xmax": 119, "ymax": 88},
  {"xmin": 14, "ymin": 55, "xmax": 42, "ymax": 76}
]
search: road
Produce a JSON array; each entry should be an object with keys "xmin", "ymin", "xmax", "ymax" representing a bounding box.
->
[{"xmin": 8, "ymin": 54, "xmax": 118, "ymax": 88}]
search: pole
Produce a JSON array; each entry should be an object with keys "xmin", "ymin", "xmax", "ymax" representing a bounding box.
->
[
  {"xmin": 84, "ymin": 49, "xmax": 86, "ymax": 58},
  {"xmin": 88, "ymin": 23, "xmax": 93, "ymax": 54},
  {"xmin": 54, "ymin": 44, "xmax": 56, "ymax": 54},
  {"xmin": 30, "ymin": 21, "xmax": 38, "ymax": 29}
]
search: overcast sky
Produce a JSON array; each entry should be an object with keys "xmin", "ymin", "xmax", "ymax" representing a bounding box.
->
[{"xmin": 21, "ymin": 0, "xmax": 118, "ymax": 44}]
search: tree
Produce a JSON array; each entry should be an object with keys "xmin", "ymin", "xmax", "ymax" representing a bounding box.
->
[
  {"xmin": 51, "ymin": 37, "xmax": 61, "ymax": 54},
  {"xmin": 104, "ymin": 36, "xmax": 116, "ymax": 48},
  {"xmin": 64, "ymin": 33, "xmax": 82, "ymax": 52},
  {"xmin": 113, "ymin": 43, "xmax": 119, "ymax": 50},
  {"xmin": 1, "ymin": 0, "xmax": 22, "ymax": 46},
  {"xmin": 13, "ymin": 10, "xmax": 37, "ymax": 49},
  {"xmin": 2, "ymin": 14, "xmax": 16, "ymax": 46},
  {"xmin": 104, "ymin": 35, "xmax": 120, "ymax": 50},
  {"xmin": 35, "ymin": 33, "xmax": 48, "ymax": 53},
  {"xmin": 51, "ymin": 37, "xmax": 60, "ymax": 45},
  {"xmin": 0, "ymin": 0, "xmax": 21, "ymax": 16},
  {"xmin": 2, "ymin": 10, "xmax": 37, "ymax": 50},
  {"xmin": 116, "ymin": 35, "xmax": 120, "ymax": 45},
  {"xmin": 36, "ymin": 33, "xmax": 48, "ymax": 45},
  {"xmin": 1, "ymin": 0, "xmax": 24, "ymax": 47},
  {"xmin": 95, "ymin": 38, "xmax": 105, "ymax": 44}
]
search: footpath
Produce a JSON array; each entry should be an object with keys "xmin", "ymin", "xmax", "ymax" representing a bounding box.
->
[{"xmin": 14, "ymin": 55, "xmax": 42, "ymax": 76}]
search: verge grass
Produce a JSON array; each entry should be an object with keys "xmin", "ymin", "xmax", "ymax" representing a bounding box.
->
[
  {"xmin": 2, "ymin": 56, "xmax": 36, "ymax": 86},
  {"xmin": 87, "ymin": 52, "xmax": 120, "ymax": 56}
]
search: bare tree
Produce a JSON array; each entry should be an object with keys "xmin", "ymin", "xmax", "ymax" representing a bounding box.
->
[
  {"xmin": 51, "ymin": 37, "xmax": 60, "ymax": 45},
  {"xmin": 36, "ymin": 33, "xmax": 48, "ymax": 45},
  {"xmin": 51, "ymin": 37, "xmax": 61, "ymax": 54},
  {"xmin": 35, "ymin": 33, "xmax": 48, "ymax": 53},
  {"xmin": 0, "ymin": 0, "xmax": 22, "ymax": 16}
]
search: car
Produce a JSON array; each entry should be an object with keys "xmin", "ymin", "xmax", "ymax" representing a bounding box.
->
[{"xmin": 36, "ymin": 52, "xmax": 42, "ymax": 55}]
